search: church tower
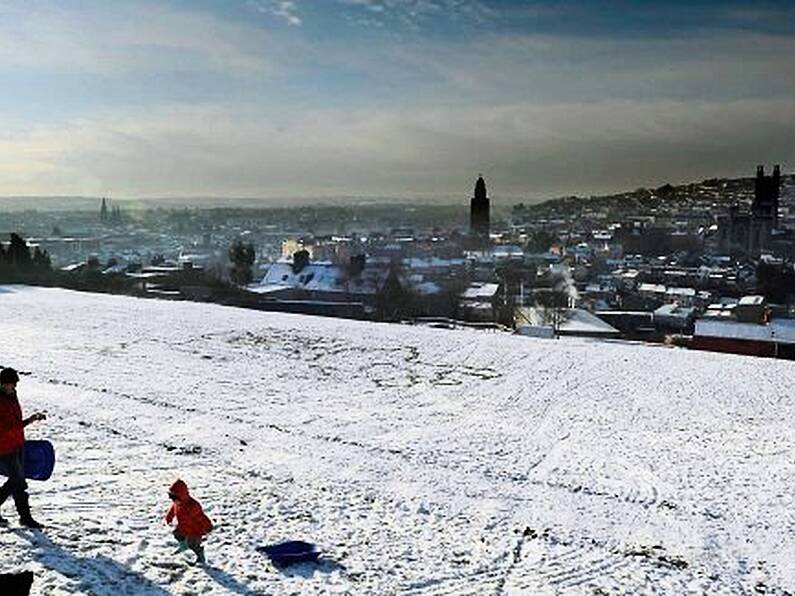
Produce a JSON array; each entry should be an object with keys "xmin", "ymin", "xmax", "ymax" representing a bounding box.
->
[
  {"xmin": 469, "ymin": 175, "xmax": 490, "ymax": 246},
  {"xmin": 752, "ymin": 164, "xmax": 781, "ymax": 227},
  {"xmin": 100, "ymin": 197, "xmax": 109, "ymax": 223}
]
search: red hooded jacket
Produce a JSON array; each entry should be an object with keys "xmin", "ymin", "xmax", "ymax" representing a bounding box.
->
[
  {"xmin": 0, "ymin": 388, "xmax": 24, "ymax": 456},
  {"xmin": 165, "ymin": 479, "xmax": 213, "ymax": 539}
]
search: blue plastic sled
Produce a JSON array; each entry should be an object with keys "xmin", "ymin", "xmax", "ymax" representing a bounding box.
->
[
  {"xmin": 257, "ymin": 541, "xmax": 320, "ymax": 566},
  {"xmin": 0, "ymin": 440, "xmax": 55, "ymax": 481}
]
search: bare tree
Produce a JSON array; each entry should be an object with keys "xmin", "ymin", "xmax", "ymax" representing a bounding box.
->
[
  {"xmin": 535, "ymin": 272, "xmax": 573, "ymax": 336},
  {"xmin": 228, "ymin": 239, "xmax": 256, "ymax": 286}
]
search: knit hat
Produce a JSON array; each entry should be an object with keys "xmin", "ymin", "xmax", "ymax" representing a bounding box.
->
[{"xmin": 0, "ymin": 368, "xmax": 20, "ymax": 385}]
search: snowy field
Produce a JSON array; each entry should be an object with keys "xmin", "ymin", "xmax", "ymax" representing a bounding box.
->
[{"xmin": 1, "ymin": 286, "xmax": 795, "ymax": 595}]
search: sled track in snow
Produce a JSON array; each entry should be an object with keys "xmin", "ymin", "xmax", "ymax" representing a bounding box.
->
[
  {"xmin": 401, "ymin": 537, "xmax": 635, "ymax": 595},
  {"xmin": 529, "ymin": 551, "xmax": 630, "ymax": 592},
  {"xmin": 401, "ymin": 555, "xmax": 508, "ymax": 595},
  {"xmin": 39, "ymin": 370, "xmax": 682, "ymax": 527}
]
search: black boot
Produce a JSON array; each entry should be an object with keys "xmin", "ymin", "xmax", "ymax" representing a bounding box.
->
[
  {"xmin": 15, "ymin": 493, "xmax": 44, "ymax": 529},
  {"xmin": 0, "ymin": 479, "xmax": 11, "ymax": 509},
  {"xmin": 0, "ymin": 481, "xmax": 10, "ymax": 527},
  {"xmin": 19, "ymin": 516, "xmax": 44, "ymax": 530}
]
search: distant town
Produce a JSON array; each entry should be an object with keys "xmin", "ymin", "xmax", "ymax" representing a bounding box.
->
[{"xmin": 1, "ymin": 165, "xmax": 793, "ymax": 360}]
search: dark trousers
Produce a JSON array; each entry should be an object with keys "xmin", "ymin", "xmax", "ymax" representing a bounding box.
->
[
  {"xmin": 174, "ymin": 530, "xmax": 204, "ymax": 557},
  {"xmin": 0, "ymin": 448, "xmax": 30, "ymax": 518}
]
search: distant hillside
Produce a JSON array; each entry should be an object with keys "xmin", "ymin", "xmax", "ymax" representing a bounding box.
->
[{"xmin": 517, "ymin": 174, "xmax": 794, "ymax": 218}]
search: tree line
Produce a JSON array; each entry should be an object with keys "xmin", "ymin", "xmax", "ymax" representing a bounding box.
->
[{"xmin": 0, "ymin": 233, "xmax": 52, "ymax": 278}]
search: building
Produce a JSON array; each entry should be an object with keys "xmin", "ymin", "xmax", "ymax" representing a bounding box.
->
[
  {"xmin": 691, "ymin": 294, "xmax": 795, "ymax": 358},
  {"xmin": 516, "ymin": 307, "xmax": 621, "ymax": 339},
  {"xmin": 595, "ymin": 311, "xmax": 656, "ymax": 340},
  {"xmin": 718, "ymin": 165, "xmax": 782, "ymax": 255},
  {"xmin": 752, "ymin": 164, "xmax": 781, "ymax": 227},
  {"xmin": 281, "ymin": 238, "xmax": 312, "ymax": 259},
  {"xmin": 654, "ymin": 303, "xmax": 697, "ymax": 333},
  {"xmin": 459, "ymin": 282, "xmax": 500, "ymax": 322},
  {"xmin": 251, "ymin": 252, "xmax": 405, "ymax": 319},
  {"xmin": 693, "ymin": 317, "xmax": 795, "ymax": 359},
  {"xmin": 469, "ymin": 176, "xmax": 490, "ymax": 247}
]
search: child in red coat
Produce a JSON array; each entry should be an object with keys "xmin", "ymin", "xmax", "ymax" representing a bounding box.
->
[{"xmin": 165, "ymin": 479, "xmax": 213, "ymax": 565}]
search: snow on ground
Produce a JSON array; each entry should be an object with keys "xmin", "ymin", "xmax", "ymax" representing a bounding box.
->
[{"xmin": 1, "ymin": 285, "xmax": 795, "ymax": 595}]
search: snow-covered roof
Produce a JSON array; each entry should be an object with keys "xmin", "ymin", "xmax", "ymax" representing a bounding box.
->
[
  {"xmin": 461, "ymin": 282, "xmax": 500, "ymax": 300},
  {"xmin": 707, "ymin": 303, "xmax": 735, "ymax": 311},
  {"xmin": 492, "ymin": 245, "xmax": 524, "ymax": 257},
  {"xmin": 179, "ymin": 253, "xmax": 211, "ymax": 266},
  {"xmin": 584, "ymin": 283, "xmax": 611, "ymax": 293},
  {"xmin": 256, "ymin": 262, "xmax": 392, "ymax": 296},
  {"xmin": 141, "ymin": 265, "xmax": 181, "ymax": 273},
  {"xmin": 739, "ymin": 295, "xmax": 765, "ymax": 306},
  {"xmin": 126, "ymin": 272, "xmax": 166, "ymax": 279},
  {"xmin": 517, "ymin": 307, "xmax": 620, "ymax": 336},
  {"xmin": 695, "ymin": 318, "xmax": 795, "ymax": 344},
  {"xmin": 560, "ymin": 309, "xmax": 621, "ymax": 335},
  {"xmin": 413, "ymin": 281, "xmax": 443, "ymax": 295},
  {"xmin": 403, "ymin": 257, "xmax": 466, "ymax": 269},
  {"xmin": 638, "ymin": 283, "xmax": 666, "ymax": 294},
  {"xmin": 654, "ymin": 304, "xmax": 696, "ymax": 319},
  {"xmin": 60, "ymin": 263, "xmax": 84, "ymax": 272},
  {"xmin": 666, "ymin": 287, "xmax": 696, "ymax": 298},
  {"xmin": 247, "ymin": 284, "xmax": 293, "ymax": 294}
]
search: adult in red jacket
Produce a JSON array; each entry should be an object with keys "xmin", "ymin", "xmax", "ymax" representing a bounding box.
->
[
  {"xmin": 165, "ymin": 479, "xmax": 212, "ymax": 564},
  {"xmin": 0, "ymin": 367, "xmax": 46, "ymax": 529}
]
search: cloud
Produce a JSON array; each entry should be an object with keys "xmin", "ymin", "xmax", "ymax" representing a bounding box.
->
[
  {"xmin": 350, "ymin": 30, "xmax": 795, "ymax": 107},
  {"xmin": 0, "ymin": 1, "xmax": 275, "ymax": 76},
  {"xmin": 337, "ymin": 0, "xmax": 494, "ymax": 30},
  {"xmin": 0, "ymin": 98, "xmax": 793, "ymax": 200},
  {"xmin": 248, "ymin": 0, "xmax": 302, "ymax": 26},
  {"xmin": 0, "ymin": 2, "xmax": 793, "ymax": 200},
  {"xmin": 252, "ymin": 0, "xmax": 494, "ymax": 31}
]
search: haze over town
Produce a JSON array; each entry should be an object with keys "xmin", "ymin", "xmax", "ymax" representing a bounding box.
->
[{"xmin": 0, "ymin": 0, "xmax": 793, "ymax": 201}]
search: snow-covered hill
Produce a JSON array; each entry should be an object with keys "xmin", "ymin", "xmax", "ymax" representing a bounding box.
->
[{"xmin": 1, "ymin": 286, "xmax": 794, "ymax": 595}]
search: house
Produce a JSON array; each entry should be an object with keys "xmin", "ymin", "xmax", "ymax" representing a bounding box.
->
[
  {"xmin": 459, "ymin": 282, "xmax": 500, "ymax": 322},
  {"xmin": 664, "ymin": 287, "xmax": 697, "ymax": 307},
  {"xmin": 595, "ymin": 310, "xmax": 656, "ymax": 339},
  {"xmin": 693, "ymin": 317, "xmax": 795, "ymax": 359},
  {"xmin": 516, "ymin": 307, "xmax": 621, "ymax": 339},
  {"xmin": 735, "ymin": 295, "xmax": 767, "ymax": 323},
  {"xmin": 654, "ymin": 303, "xmax": 697, "ymax": 333},
  {"xmin": 638, "ymin": 283, "xmax": 667, "ymax": 300},
  {"xmin": 492, "ymin": 245, "xmax": 525, "ymax": 261},
  {"xmin": 692, "ymin": 295, "xmax": 795, "ymax": 358},
  {"xmin": 250, "ymin": 253, "xmax": 406, "ymax": 319}
]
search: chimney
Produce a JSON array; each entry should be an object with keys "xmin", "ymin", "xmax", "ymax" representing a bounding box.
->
[{"xmin": 292, "ymin": 249, "xmax": 310, "ymax": 273}]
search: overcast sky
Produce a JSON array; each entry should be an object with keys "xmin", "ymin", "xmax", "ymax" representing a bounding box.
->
[{"xmin": 0, "ymin": 0, "xmax": 793, "ymax": 202}]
